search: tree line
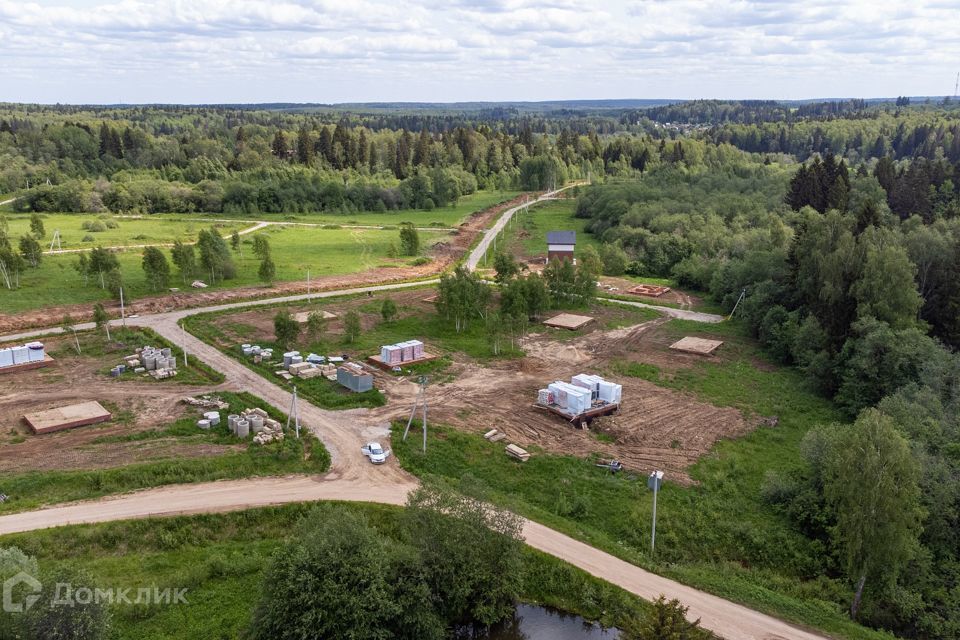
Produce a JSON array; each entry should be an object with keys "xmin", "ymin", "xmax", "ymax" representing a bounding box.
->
[{"xmin": 575, "ymin": 137, "xmax": 960, "ymax": 636}]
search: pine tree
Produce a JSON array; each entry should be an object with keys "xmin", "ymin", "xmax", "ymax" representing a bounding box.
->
[
  {"xmin": 296, "ymin": 126, "xmax": 314, "ymax": 165},
  {"xmin": 271, "ymin": 130, "xmax": 288, "ymax": 159}
]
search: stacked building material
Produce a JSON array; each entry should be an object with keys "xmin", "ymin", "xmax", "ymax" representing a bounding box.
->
[
  {"xmin": 540, "ymin": 374, "xmax": 622, "ymax": 417},
  {"xmin": 571, "ymin": 374, "xmax": 605, "ymax": 400},
  {"xmin": 337, "ymin": 362, "xmax": 374, "ymax": 392},
  {"xmin": 598, "ymin": 380, "xmax": 622, "ymax": 404},
  {"xmin": 379, "ymin": 340, "xmax": 425, "ymax": 364},
  {"xmin": 483, "ymin": 428, "xmax": 507, "ymax": 443},
  {"xmin": 132, "ymin": 345, "xmax": 178, "ymax": 378},
  {"xmin": 289, "ymin": 362, "xmax": 313, "ymax": 375},
  {"xmin": 505, "ymin": 444, "xmax": 531, "ymax": 462},
  {"xmin": 380, "ymin": 345, "xmax": 402, "ymax": 365},
  {"xmin": 0, "ymin": 342, "xmax": 47, "ymax": 369}
]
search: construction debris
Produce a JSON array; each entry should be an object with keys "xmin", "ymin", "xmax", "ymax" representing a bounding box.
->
[
  {"xmin": 182, "ymin": 395, "xmax": 229, "ymax": 410},
  {"xmin": 293, "ymin": 310, "xmax": 337, "ymax": 323},
  {"xmin": 669, "ymin": 337, "xmax": 723, "ymax": 355}
]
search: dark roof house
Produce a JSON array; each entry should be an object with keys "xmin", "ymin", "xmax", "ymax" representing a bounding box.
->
[{"xmin": 547, "ymin": 231, "xmax": 576, "ymax": 245}]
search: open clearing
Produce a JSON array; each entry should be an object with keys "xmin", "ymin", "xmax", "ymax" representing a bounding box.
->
[
  {"xmin": 195, "ymin": 287, "xmax": 752, "ymax": 483},
  {"xmin": 3, "ymin": 213, "xmax": 249, "ymax": 251},
  {"xmin": 0, "ymin": 192, "xmax": 530, "ymax": 332}
]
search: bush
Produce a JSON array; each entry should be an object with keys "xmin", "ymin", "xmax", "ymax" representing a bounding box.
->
[{"xmin": 81, "ymin": 220, "xmax": 107, "ymax": 232}]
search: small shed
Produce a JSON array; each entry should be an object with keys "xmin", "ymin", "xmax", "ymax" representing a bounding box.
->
[
  {"xmin": 547, "ymin": 231, "xmax": 576, "ymax": 262},
  {"xmin": 336, "ymin": 362, "xmax": 374, "ymax": 393}
]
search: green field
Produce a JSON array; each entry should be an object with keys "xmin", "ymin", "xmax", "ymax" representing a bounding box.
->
[
  {"xmin": 392, "ymin": 319, "xmax": 891, "ymax": 640},
  {"xmin": 0, "ymin": 226, "xmax": 448, "ymax": 313},
  {"xmin": 177, "ymin": 189, "xmax": 521, "ymax": 228},
  {"xmin": 0, "ymin": 504, "xmax": 698, "ymax": 639},
  {"xmin": 2, "ymin": 213, "xmax": 248, "ymax": 250},
  {"xmin": 0, "ymin": 391, "xmax": 329, "ymax": 515}
]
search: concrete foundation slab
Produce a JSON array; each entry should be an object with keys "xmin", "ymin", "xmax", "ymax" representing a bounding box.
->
[{"xmin": 23, "ymin": 401, "xmax": 111, "ymax": 435}]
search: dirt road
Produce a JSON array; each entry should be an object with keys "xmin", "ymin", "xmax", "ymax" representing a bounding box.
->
[
  {"xmin": 604, "ymin": 297, "xmax": 725, "ymax": 323},
  {"xmin": 0, "ymin": 477, "xmax": 825, "ymax": 640}
]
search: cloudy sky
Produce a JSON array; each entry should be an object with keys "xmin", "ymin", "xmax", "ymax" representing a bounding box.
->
[{"xmin": 1, "ymin": 0, "xmax": 958, "ymax": 104}]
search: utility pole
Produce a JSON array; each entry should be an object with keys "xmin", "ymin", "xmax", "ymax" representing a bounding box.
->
[
  {"xmin": 119, "ymin": 287, "xmax": 126, "ymax": 328},
  {"xmin": 181, "ymin": 323, "xmax": 188, "ymax": 367},
  {"xmin": 648, "ymin": 470, "xmax": 664, "ymax": 555},
  {"xmin": 307, "ymin": 269, "xmax": 311, "ymax": 298},
  {"xmin": 727, "ymin": 288, "xmax": 746, "ymax": 320},
  {"xmin": 402, "ymin": 375, "xmax": 429, "ymax": 453},
  {"xmin": 286, "ymin": 386, "xmax": 301, "ymax": 439}
]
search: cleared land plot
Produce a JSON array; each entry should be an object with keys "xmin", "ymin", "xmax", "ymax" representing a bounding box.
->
[
  {"xmin": 23, "ymin": 401, "xmax": 111, "ymax": 434},
  {"xmin": 0, "ymin": 333, "xmax": 327, "ymax": 513},
  {"xmin": 386, "ymin": 318, "xmax": 748, "ymax": 483},
  {"xmin": 187, "ymin": 285, "xmax": 749, "ymax": 482}
]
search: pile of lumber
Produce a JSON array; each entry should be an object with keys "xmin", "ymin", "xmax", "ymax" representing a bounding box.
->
[
  {"xmin": 483, "ymin": 428, "xmax": 507, "ymax": 443},
  {"xmin": 505, "ymin": 443, "xmax": 530, "ymax": 462}
]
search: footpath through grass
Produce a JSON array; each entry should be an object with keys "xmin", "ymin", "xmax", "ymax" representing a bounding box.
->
[
  {"xmin": 0, "ymin": 391, "xmax": 329, "ymax": 515},
  {"xmin": 0, "ymin": 503, "xmax": 705, "ymax": 639},
  {"xmin": 393, "ymin": 318, "xmax": 892, "ymax": 640}
]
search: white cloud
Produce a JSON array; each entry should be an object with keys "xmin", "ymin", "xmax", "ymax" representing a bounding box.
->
[{"xmin": 0, "ymin": 0, "xmax": 957, "ymax": 103}]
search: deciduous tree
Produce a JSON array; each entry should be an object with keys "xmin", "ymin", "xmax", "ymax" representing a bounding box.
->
[{"xmin": 824, "ymin": 409, "xmax": 923, "ymax": 619}]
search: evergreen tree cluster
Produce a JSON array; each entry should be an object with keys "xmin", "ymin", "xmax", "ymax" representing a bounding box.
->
[{"xmin": 785, "ymin": 153, "xmax": 850, "ymax": 213}]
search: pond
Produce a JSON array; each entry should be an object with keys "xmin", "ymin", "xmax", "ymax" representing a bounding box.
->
[{"xmin": 453, "ymin": 604, "xmax": 620, "ymax": 640}]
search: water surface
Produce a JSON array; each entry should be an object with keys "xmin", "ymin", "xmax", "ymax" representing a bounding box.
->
[{"xmin": 453, "ymin": 604, "xmax": 619, "ymax": 640}]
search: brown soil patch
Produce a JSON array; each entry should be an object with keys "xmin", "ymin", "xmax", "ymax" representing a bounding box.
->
[
  {"xmin": 599, "ymin": 276, "xmax": 701, "ymax": 309},
  {"xmin": 0, "ymin": 194, "xmax": 536, "ymax": 334},
  {"xmin": 0, "ymin": 336, "xmax": 234, "ymax": 473},
  {"xmin": 366, "ymin": 317, "xmax": 751, "ymax": 484}
]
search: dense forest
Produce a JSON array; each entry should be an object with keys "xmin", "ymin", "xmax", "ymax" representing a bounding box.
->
[
  {"xmin": 0, "ymin": 104, "xmax": 614, "ymax": 215},
  {"xmin": 574, "ymin": 109, "xmax": 960, "ymax": 637}
]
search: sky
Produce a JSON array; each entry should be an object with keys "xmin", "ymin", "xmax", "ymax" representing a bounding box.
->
[{"xmin": 1, "ymin": 0, "xmax": 959, "ymax": 104}]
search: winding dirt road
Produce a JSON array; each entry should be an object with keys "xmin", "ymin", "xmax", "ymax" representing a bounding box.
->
[{"xmin": 0, "ymin": 186, "xmax": 821, "ymax": 639}]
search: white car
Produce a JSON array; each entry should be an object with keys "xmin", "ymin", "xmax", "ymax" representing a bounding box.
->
[{"xmin": 361, "ymin": 442, "xmax": 390, "ymax": 464}]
